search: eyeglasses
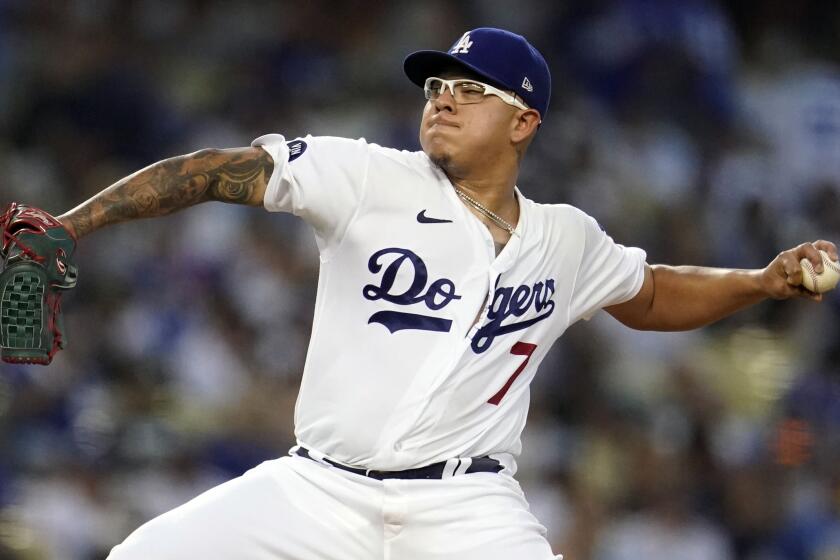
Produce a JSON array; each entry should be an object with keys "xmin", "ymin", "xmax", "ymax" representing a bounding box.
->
[{"xmin": 424, "ymin": 76, "xmax": 530, "ymax": 111}]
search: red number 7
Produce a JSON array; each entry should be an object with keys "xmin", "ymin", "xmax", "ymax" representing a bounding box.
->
[{"xmin": 487, "ymin": 342, "xmax": 537, "ymax": 405}]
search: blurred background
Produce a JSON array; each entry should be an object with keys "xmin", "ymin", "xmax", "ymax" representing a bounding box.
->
[{"xmin": 1, "ymin": 0, "xmax": 840, "ymax": 558}]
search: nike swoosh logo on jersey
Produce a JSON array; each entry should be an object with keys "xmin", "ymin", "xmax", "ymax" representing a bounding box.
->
[{"xmin": 416, "ymin": 210, "xmax": 453, "ymax": 224}]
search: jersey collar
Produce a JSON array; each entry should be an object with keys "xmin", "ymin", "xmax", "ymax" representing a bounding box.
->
[{"xmin": 428, "ymin": 159, "xmax": 527, "ymax": 274}]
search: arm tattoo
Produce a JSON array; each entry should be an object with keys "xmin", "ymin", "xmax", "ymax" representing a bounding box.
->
[
  {"xmin": 209, "ymin": 155, "xmax": 273, "ymax": 203},
  {"xmin": 59, "ymin": 148, "xmax": 274, "ymax": 238}
]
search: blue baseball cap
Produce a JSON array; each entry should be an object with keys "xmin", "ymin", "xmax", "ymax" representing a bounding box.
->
[{"xmin": 404, "ymin": 27, "xmax": 551, "ymax": 120}]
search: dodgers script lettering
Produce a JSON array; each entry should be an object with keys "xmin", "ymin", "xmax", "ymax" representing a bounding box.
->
[
  {"xmin": 363, "ymin": 248, "xmax": 461, "ymax": 333},
  {"xmin": 471, "ymin": 278, "xmax": 555, "ymax": 353},
  {"xmin": 362, "ymin": 248, "xmax": 556, "ymax": 351}
]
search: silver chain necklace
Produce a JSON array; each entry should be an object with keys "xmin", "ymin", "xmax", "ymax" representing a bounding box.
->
[{"xmin": 454, "ymin": 187, "xmax": 516, "ymax": 235}]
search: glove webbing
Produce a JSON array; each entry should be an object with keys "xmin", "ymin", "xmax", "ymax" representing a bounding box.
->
[
  {"xmin": 0, "ymin": 267, "xmax": 63, "ymax": 364},
  {"xmin": 1, "ymin": 269, "xmax": 44, "ymax": 347}
]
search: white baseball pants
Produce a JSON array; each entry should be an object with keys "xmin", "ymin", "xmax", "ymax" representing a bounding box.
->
[{"xmin": 107, "ymin": 454, "xmax": 562, "ymax": 559}]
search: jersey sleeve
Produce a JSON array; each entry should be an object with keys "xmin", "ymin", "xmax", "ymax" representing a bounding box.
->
[
  {"xmin": 251, "ymin": 133, "xmax": 371, "ymax": 255},
  {"xmin": 569, "ymin": 214, "xmax": 647, "ymax": 322}
]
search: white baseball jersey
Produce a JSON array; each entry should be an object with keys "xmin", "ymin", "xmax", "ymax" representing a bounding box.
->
[{"xmin": 252, "ymin": 133, "xmax": 646, "ymax": 474}]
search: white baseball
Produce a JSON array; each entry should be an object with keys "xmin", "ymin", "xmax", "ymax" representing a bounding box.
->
[{"xmin": 799, "ymin": 250, "xmax": 840, "ymax": 293}]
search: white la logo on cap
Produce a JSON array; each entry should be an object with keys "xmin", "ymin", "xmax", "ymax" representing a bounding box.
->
[
  {"xmin": 522, "ymin": 77, "xmax": 534, "ymax": 92},
  {"xmin": 451, "ymin": 32, "xmax": 473, "ymax": 54}
]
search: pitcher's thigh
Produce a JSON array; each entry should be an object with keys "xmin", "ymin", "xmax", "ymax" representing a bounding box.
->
[
  {"xmin": 389, "ymin": 474, "xmax": 561, "ymax": 560},
  {"xmin": 394, "ymin": 516, "xmax": 559, "ymax": 560},
  {"xmin": 108, "ymin": 457, "xmax": 382, "ymax": 560}
]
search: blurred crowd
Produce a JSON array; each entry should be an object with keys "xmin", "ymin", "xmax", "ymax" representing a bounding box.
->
[{"xmin": 1, "ymin": 1, "xmax": 840, "ymax": 559}]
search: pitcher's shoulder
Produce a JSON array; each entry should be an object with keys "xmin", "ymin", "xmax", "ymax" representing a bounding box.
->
[
  {"xmin": 528, "ymin": 200, "xmax": 594, "ymax": 228},
  {"xmin": 367, "ymin": 143, "xmax": 438, "ymax": 176}
]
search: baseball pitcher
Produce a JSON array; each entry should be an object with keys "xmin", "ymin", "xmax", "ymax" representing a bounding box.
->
[{"xmin": 2, "ymin": 27, "xmax": 836, "ymax": 560}]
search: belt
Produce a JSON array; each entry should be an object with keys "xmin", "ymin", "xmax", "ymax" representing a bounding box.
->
[{"xmin": 293, "ymin": 446, "xmax": 503, "ymax": 480}]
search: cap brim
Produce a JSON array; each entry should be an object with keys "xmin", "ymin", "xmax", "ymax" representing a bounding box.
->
[{"xmin": 403, "ymin": 50, "xmax": 508, "ymax": 90}]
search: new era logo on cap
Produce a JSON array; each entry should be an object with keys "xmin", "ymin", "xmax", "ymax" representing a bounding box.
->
[
  {"xmin": 522, "ymin": 77, "xmax": 533, "ymax": 92},
  {"xmin": 403, "ymin": 27, "xmax": 551, "ymax": 120}
]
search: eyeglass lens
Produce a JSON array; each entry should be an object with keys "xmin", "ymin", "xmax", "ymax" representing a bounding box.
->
[{"xmin": 425, "ymin": 79, "xmax": 487, "ymax": 104}]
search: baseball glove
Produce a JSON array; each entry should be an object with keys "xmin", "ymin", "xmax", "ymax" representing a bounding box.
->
[{"xmin": 0, "ymin": 203, "xmax": 77, "ymax": 365}]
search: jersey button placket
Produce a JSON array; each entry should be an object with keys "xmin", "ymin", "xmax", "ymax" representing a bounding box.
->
[{"xmin": 386, "ymin": 269, "xmax": 486, "ymax": 449}]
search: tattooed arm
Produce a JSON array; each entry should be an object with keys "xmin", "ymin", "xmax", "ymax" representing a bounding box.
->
[{"xmin": 58, "ymin": 147, "xmax": 274, "ymax": 239}]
